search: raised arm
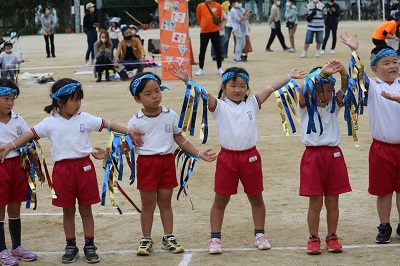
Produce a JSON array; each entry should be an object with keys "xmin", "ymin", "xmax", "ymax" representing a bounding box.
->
[{"xmin": 340, "ymin": 32, "xmax": 359, "ymax": 53}]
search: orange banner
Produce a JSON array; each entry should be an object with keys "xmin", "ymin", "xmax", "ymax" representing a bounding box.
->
[{"xmin": 158, "ymin": 0, "xmax": 192, "ymax": 80}]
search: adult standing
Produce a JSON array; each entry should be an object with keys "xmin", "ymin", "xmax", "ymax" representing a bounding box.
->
[
  {"xmin": 321, "ymin": 0, "xmax": 341, "ymax": 54},
  {"xmin": 300, "ymin": 0, "xmax": 327, "ymax": 58},
  {"xmin": 83, "ymin": 2, "xmax": 99, "ymax": 65},
  {"xmin": 40, "ymin": 6, "xmax": 57, "ymax": 58},
  {"xmin": 372, "ymin": 11, "xmax": 400, "ymax": 46},
  {"xmin": 222, "ymin": 0, "xmax": 232, "ymax": 57},
  {"xmin": 230, "ymin": 0, "xmax": 248, "ymax": 62},
  {"xmin": 266, "ymin": 0, "xmax": 290, "ymax": 52},
  {"xmin": 195, "ymin": 0, "xmax": 224, "ymax": 76},
  {"xmin": 285, "ymin": 0, "xmax": 298, "ymax": 53}
]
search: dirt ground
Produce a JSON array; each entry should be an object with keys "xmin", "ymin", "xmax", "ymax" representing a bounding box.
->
[{"xmin": 7, "ymin": 20, "xmax": 400, "ymax": 265}]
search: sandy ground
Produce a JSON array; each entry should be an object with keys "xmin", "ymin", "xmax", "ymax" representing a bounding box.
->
[{"xmin": 5, "ymin": 20, "xmax": 400, "ymax": 265}]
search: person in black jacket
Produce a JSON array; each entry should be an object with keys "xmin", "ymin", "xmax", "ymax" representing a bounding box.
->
[
  {"xmin": 83, "ymin": 2, "xmax": 99, "ymax": 65},
  {"xmin": 321, "ymin": 0, "xmax": 340, "ymax": 54}
]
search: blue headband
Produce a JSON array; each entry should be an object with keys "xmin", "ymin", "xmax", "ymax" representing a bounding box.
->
[
  {"xmin": 305, "ymin": 69, "xmax": 336, "ymax": 85},
  {"xmin": 130, "ymin": 74, "xmax": 170, "ymax": 96},
  {"xmin": 370, "ymin": 48, "xmax": 398, "ymax": 67},
  {"xmin": 0, "ymin": 86, "xmax": 18, "ymax": 96},
  {"xmin": 50, "ymin": 82, "xmax": 82, "ymax": 101},
  {"xmin": 221, "ymin": 72, "xmax": 249, "ymax": 85}
]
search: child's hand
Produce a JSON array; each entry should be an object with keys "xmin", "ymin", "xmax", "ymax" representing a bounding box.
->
[
  {"xmin": 0, "ymin": 145, "xmax": 12, "ymax": 163},
  {"xmin": 171, "ymin": 63, "xmax": 189, "ymax": 83},
  {"xmin": 340, "ymin": 32, "xmax": 358, "ymax": 51},
  {"xmin": 289, "ymin": 68, "xmax": 307, "ymax": 79},
  {"xmin": 198, "ymin": 149, "xmax": 217, "ymax": 162},
  {"xmin": 321, "ymin": 60, "xmax": 342, "ymax": 76},
  {"xmin": 91, "ymin": 147, "xmax": 106, "ymax": 160},
  {"xmin": 381, "ymin": 91, "xmax": 400, "ymax": 103},
  {"xmin": 128, "ymin": 129, "xmax": 145, "ymax": 147}
]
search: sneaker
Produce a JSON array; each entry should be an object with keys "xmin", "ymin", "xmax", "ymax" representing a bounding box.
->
[
  {"xmin": 307, "ymin": 236, "xmax": 321, "ymax": 255},
  {"xmin": 11, "ymin": 246, "xmax": 37, "ymax": 262},
  {"xmin": 208, "ymin": 238, "xmax": 222, "ymax": 254},
  {"xmin": 162, "ymin": 235, "xmax": 184, "ymax": 253},
  {"xmin": 83, "ymin": 245, "xmax": 100, "ymax": 263},
  {"xmin": 287, "ymin": 48, "xmax": 296, "ymax": 53},
  {"xmin": 61, "ymin": 245, "xmax": 79, "ymax": 263},
  {"xmin": 396, "ymin": 224, "xmax": 400, "ymax": 239},
  {"xmin": 254, "ymin": 233, "xmax": 271, "ymax": 250},
  {"xmin": 331, "ymin": 49, "xmax": 335, "ymax": 54},
  {"xmin": 233, "ymin": 59, "xmax": 244, "ymax": 63},
  {"xmin": 217, "ymin": 68, "xmax": 224, "ymax": 75},
  {"xmin": 283, "ymin": 47, "xmax": 290, "ymax": 51},
  {"xmin": 136, "ymin": 238, "xmax": 153, "ymax": 256},
  {"xmin": 300, "ymin": 51, "xmax": 307, "ymax": 58},
  {"xmin": 195, "ymin": 69, "xmax": 204, "ymax": 76},
  {"xmin": 325, "ymin": 234, "xmax": 342, "ymax": 253},
  {"xmin": 376, "ymin": 223, "xmax": 392, "ymax": 243},
  {"xmin": 315, "ymin": 50, "xmax": 320, "ymax": 58},
  {"xmin": 0, "ymin": 249, "xmax": 18, "ymax": 266},
  {"xmin": 265, "ymin": 48, "xmax": 274, "ymax": 52},
  {"xmin": 320, "ymin": 50, "xmax": 325, "ymax": 55}
]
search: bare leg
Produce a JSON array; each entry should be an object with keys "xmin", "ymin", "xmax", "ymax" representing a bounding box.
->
[
  {"xmin": 247, "ymin": 193, "xmax": 266, "ymax": 230},
  {"xmin": 63, "ymin": 206, "xmax": 76, "ymax": 238},
  {"xmin": 325, "ymin": 195, "xmax": 339, "ymax": 235},
  {"xmin": 377, "ymin": 194, "xmax": 393, "ymax": 223},
  {"xmin": 157, "ymin": 188, "xmax": 174, "ymax": 235},
  {"xmin": 140, "ymin": 190, "xmax": 157, "ymax": 236},
  {"xmin": 308, "ymin": 196, "xmax": 323, "ymax": 237},
  {"xmin": 210, "ymin": 193, "xmax": 230, "ymax": 233},
  {"xmin": 78, "ymin": 205, "xmax": 94, "ymax": 237}
]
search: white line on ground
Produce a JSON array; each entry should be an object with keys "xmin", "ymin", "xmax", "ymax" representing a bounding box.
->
[{"xmin": 179, "ymin": 253, "xmax": 193, "ymax": 266}]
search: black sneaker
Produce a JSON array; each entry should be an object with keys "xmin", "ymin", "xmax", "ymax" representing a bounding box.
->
[
  {"xmin": 375, "ymin": 223, "xmax": 392, "ymax": 243},
  {"xmin": 162, "ymin": 235, "xmax": 184, "ymax": 253},
  {"xmin": 396, "ymin": 223, "xmax": 400, "ymax": 240},
  {"xmin": 83, "ymin": 245, "xmax": 100, "ymax": 263},
  {"xmin": 61, "ymin": 245, "xmax": 79, "ymax": 263}
]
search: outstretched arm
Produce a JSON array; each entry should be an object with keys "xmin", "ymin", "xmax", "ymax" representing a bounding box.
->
[
  {"xmin": 102, "ymin": 120, "xmax": 144, "ymax": 147},
  {"xmin": 174, "ymin": 134, "xmax": 216, "ymax": 162},
  {"xmin": 257, "ymin": 69, "xmax": 307, "ymax": 105}
]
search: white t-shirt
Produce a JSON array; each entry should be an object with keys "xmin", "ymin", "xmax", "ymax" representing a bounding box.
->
[
  {"xmin": 299, "ymin": 100, "xmax": 341, "ymax": 146},
  {"xmin": 0, "ymin": 51, "xmax": 20, "ymax": 66},
  {"xmin": 31, "ymin": 112, "xmax": 103, "ymax": 162},
  {"xmin": 0, "ymin": 112, "xmax": 30, "ymax": 159},
  {"xmin": 127, "ymin": 106, "xmax": 181, "ymax": 155},
  {"xmin": 211, "ymin": 95, "xmax": 260, "ymax": 150},
  {"xmin": 368, "ymin": 78, "xmax": 400, "ymax": 144}
]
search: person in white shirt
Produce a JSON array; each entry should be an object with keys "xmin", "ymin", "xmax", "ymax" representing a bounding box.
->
[
  {"xmin": 0, "ymin": 42, "xmax": 22, "ymax": 82},
  {"xmin": 107, "ymin": 17, "xmax": 120, "ymax": 58}
]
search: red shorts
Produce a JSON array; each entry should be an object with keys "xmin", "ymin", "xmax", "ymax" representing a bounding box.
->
[
  {"xmin": 368, "ymin": 139, "xmax": 400, "ymax": 196},
  {"xmin": 0, "ymin": 156, "xmax": 28, "ymax": 206},
  {"xmin": 52, "ymin": 156, "xmax": 100, "ymax": 207},
  {"xmin": 300, "ymin": 146, "xmax": 351, "ymax": 196},
  {"xmin": 136, "ymin": 154, "xmax": 178, "ymax": 191},
  {"xmin": 215, "ymin": 146, "xmax": 263, "ymax": 195}
]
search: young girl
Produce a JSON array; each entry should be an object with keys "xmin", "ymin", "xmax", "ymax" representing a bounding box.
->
[
  {"xmin": 128, "ymin": 72, "xmax": 216, "ymax": 256},
  {"xmin": 0, "ymin": 78, "xmax": 38, "ymax": 266},
  {"xmin": 0, "ymin": 78, "xmax": 135, "ymax": 263},
  {"xmin": 107, "ymin": 18, "xmax": 120, "ymax": 58},
  {"xmin": 298, "ymin": 61, "xmax": 352, "ymax": 254},
  {"xmin": 171, "ymin": 64, "xmax": 306, "ymax": 254},
  {"xmin": 94, "ymin": 30, "xmax": 113, "ymax": 82}
]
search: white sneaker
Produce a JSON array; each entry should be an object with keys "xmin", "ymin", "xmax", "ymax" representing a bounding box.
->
[
  {"xmin": 287, "ymin": 48, "xmax": 296, "ymax": 53},
  {"xmin": 195, "ymin": 69, "xmax": 204, "ymax": 76},
  {"xmin": 300, "ymin": 51, "xmax": 307, "ymax": 58},
  {"xmin": 255, "ymin": 233, "xmax": 271, "ymax": 250},
  {"xmin": 331, "ymin": 49, "xmax": 335, "ymax": 54},
  {"xmin": 315, "ymin": 50, "xmax": 320, "ymax": 58},
  {"xmin": 217, "ymin": 68, "xmax": 224, "ymax": 75},
  {"xmin": 320, "ymin": 50, "xmax": 325, "ymax": 55},
  {"xmin": 208, "ymin": 238, "xmax": 222, "ymax": 254}
]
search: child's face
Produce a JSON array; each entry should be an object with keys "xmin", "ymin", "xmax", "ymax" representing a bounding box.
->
[
  {"xmin": 0, "ymin": 94, "xmax": 15, "ymax": 116},
  {"xmin": 315, "ymin": 83, "xmax": 333, "ymax": 107},
  {"xmin": 222, "ymin": 77, "xmax": 248, "ymax": 104},
  {"xmin": 134, "ymin": 80, "xmax": 162, "ymax": 110},
  {"xmin": 4, "ymin": 45, "xmax": 12, "ymax": 53},
  {"xmin": 59, "ymin": 96, "xmax": 81, "ymax": 119},
  {"xmin": 372, "ymin": 56, "xmax": 399, "ymax": 84}
]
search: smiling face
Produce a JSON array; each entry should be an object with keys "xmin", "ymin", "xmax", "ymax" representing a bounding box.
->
[
  {"xmin": 222, "ymin": 76, "xmax": 248, "ymax": 104},
  {"xmin": 315, "ymin": 82, "xmax": 334, "ymax": 107},
  {"xmin": 372, "ymin": 56, "xmax": 399, "ymax": 84},
  {"xmin": 134, "ymin": 80, "xmax": 162, "ymax": 112}
]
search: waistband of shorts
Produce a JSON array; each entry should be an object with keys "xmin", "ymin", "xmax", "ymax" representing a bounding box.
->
[
  {"xmin": 55, "ymin": 155, "xmax": 90, "ymax": 164},
  {"xmin": 137, "ymin": 153, "xmax": 174, "ymax": 158},
  {"xmin": 305, "ymin": 145, "xmax": 338, "ymax": 150},
  {"xmin": 220, "ymin": 146, "xmax": 257, "ymax": 154},
  {"xmin": 372, "ymin": 138, "xmax": 400, "ymax": 147},
  {"xmin": 4, "ymin": 156, "xmax": 20, "ymax": 162}
]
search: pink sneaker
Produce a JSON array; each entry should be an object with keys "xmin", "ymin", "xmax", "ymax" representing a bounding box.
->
[
  {"xmin": 11, "ymin": 246, "xmax": 37, "ymax": 262},
  {"xmin": 0, "ymin": 249, "xmax": 18, "ymax": 266},
  {"xmin": 208, "ymin": 238, "xmax": 222, "ymax": 254},
  {"xmin": 255, "ymin": 233, "xmax": 271, "ymax": 250}
]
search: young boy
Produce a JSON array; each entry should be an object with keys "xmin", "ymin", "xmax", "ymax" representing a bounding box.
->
[
  {"xmin": 298, "ymin": 60, "xmax": 352, "ymax": 254},
  {"xmin": 0, "ymin": 41, "xmax": 22, "ymax": 82},
  {"xmin": 341, "ymin": 33, "xmax": 400, "ymax": 243}
]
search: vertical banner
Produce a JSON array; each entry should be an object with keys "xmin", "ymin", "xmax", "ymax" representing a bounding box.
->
[{"xmin": 158, "ymin": 0, "xmax": 192, "ymax": 80}]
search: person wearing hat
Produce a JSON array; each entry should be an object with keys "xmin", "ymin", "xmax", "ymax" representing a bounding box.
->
[
  {"xmin": 108, "ymin": 17, "xmax": 121, "ymax": 58},
  {"xmin": 40, "ymin": 6, "xmax": 57, "ymax": 58},
  {"xmin": 372, "ymin": 10, "xmax": 400, "ymax": 47},
  {"xmin": 0, "ymin": 41, "xmax": 23, "ymax": 82},
  {"xmin": 129, "ymin": 25, "xmax": 142, "ymax": 41},
  {"xmin": 83, "ymin": 2, "xmax": 99, "ymax": 65}
]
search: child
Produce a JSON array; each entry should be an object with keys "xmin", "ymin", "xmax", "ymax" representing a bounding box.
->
[
  {"xmin": 0, "ymin": 78, "xmax": 39, "ymax": 266},
  {"xmin": 298, "ymin": 60, "xmax": 352, "ymax": 254},
  {"xmin": 0, "ymin": 41, "xmax": 22, "ymax": 82},
  {"xmin": 107, "ymin": 18, "xmax": 120, "ymax": 58},
  {"xmin": 0, "ymin": 78, "xmax": 136, "ymax": 264},
  {"xmin": 341, "ymin": 33, "xmax": 400, "ymax": 244},
  {"xmin": 94, "ymin": 30, "xmax": 113, "ymax": 82},
  {"xmin": 126, "ymin": 72, "xmax": 216, "ymax": 256},
  {"xmin": 171, "ymin": 64, "xmax": 307, "ymax": 254}
]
